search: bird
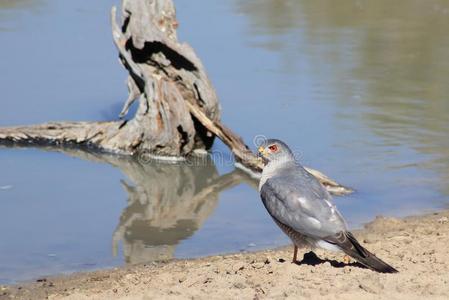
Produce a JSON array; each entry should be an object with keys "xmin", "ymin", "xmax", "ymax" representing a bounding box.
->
[{"xmin": 257, "ymin": 138, "xmax": 398, "ymax": 273}]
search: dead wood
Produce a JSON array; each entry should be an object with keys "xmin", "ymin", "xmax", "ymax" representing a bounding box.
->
[{"xmin": 0, "ymin": 0, "xmax": 351, "ymax": 195}]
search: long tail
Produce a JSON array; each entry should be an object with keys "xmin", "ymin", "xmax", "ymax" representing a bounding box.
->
[{"xmin": 326, "ymin": 231, "xmax": 398, "ymax": 273}]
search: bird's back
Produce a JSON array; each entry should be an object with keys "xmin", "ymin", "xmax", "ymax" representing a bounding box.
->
[{"xmin": 260, "ymin": 162, "xmax": 347, "ymax": 239}]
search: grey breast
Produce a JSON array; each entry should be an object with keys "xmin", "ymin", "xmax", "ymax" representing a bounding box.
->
[{"xmin": 260, "ymin": 162, "xmax": 347, "ymax": 240}]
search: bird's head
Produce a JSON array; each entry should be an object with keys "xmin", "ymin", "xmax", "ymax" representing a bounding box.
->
[{"xmin": 257, "ymin": 139, "xmax": 295, "ymax": 166}]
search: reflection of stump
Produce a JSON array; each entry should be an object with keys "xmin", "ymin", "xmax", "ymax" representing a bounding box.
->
[
  {"xmin": 112, "ymin": 157, "xmax": 244, "ymax": 264},
  {"xmin": 0, "ymin": 145, "xmax": 245, "ymax": 264}
]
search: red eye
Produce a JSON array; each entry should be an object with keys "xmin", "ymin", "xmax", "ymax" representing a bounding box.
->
[{"xmin": 268, "ymin": 144, "xmax": 278, "ymax": 152}]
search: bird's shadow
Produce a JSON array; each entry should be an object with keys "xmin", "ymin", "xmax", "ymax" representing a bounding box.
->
[{"xmin": 294, "ymin": 251, "xmax": 367, "ymax": 270}]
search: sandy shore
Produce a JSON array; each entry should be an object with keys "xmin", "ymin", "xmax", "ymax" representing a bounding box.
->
[{"xmin": 1, "ymin": 210, "xmax": 449, "ymax": 300}]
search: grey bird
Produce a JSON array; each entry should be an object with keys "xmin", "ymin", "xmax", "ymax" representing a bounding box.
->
[{"xmin": 257, "ymin": 139, "xmax": 398, "ymax": 273}]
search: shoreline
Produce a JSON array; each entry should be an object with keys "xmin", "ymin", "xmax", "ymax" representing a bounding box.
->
[{"xmin": 1, "ymin": 210, "xmax": 449, "ymax": 300}]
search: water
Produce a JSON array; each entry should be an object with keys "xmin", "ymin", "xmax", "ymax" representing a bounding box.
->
[{"xmin": 1, "ymin": 0, "xmax": 449, "ymax": 284}]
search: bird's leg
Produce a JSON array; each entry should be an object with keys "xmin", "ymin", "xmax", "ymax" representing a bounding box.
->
[
  {"xmin": 292, "ymin": 245, "xmax": 298, "ymax": 263},
  {"xmin": 343, "ymin": 255, "xmax": 351, "ymax": 264}
]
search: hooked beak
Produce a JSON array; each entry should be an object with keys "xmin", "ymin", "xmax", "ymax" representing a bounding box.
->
[
  {"xmin": 257, "ymin": 146, "xmax": 269, "ymax": 165},
  {"xmin": 258, "ymin": 146, "xmax": 267, "ymax": 157}
]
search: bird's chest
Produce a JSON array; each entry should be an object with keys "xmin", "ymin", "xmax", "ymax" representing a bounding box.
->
[{"xmin": 258, "ymin": 164, "xmax": 279, "ymax": 191}]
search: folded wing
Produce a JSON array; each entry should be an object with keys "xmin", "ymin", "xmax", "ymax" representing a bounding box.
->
[{"xmin": 260, "ymin": 166, "xmax": 347, "ymax": 239}]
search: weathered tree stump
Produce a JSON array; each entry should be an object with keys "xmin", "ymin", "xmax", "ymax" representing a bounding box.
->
[
  {"xmin": 0, "ymin": 0, "xmax": 351, "ymax": 195},
  {"xmin": 0, "ymin": 0, "xmax": 219, "ymax": 157}
]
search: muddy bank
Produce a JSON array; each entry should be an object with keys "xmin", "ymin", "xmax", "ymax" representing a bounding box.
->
[{"xmin": 1, "ymin": 210, "xmax": 449, "ymax": 300}]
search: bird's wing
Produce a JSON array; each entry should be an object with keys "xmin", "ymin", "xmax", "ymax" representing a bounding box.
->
[
  {"xmin": 260, "ymin": 170, "xmax": 347, "ymax": 239},
  {"xmin": 260, "ymin": 166, "xmax": 398, "ymax": 273}
]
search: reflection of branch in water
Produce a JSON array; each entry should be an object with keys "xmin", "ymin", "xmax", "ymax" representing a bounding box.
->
[
  {"xmin": 112, "ymin": 160, "xmax": 250, "ymax": 264},
  {"xmin": 0, "ymin": 144, "xmax": 253, "ymax": 263}
]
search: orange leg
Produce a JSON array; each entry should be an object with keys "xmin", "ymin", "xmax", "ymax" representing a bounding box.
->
[
  {"xmin": 292, "ymin": 245, "xmax": 298, "ymax": 263},
  {"xmin": 343, "ymin": 255, "xmax": 351, "ymax": 264}
]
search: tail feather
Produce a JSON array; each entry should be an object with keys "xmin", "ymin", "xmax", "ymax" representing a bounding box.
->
[{"xmin": 326, "ymin": 231, "xmax": 398, "ymax": 273}]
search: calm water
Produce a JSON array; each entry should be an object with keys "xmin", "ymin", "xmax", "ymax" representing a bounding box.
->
[{"xmin": 1, "ymin": 0, "xmax": 449, "ymax": 284}]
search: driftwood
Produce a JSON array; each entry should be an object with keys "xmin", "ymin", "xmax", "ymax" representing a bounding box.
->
[
  {"xmin": 0, "ymin": 0, "xmax": 218, "ymax": 156},
  {"xmin": 0, "ymin": 0, "xmax": 351, "ymax": 195}
]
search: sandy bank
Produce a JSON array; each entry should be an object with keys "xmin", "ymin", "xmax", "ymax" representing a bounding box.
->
[{"xmin": 1, "ymin": 210, "xmax": 449, "ymax": 300}]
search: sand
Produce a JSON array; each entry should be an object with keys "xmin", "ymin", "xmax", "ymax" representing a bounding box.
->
[{"xmin": 1, "ymin": 210, "xmax": 449, "ymax": 300}]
